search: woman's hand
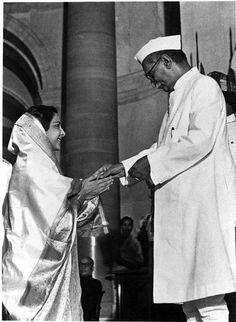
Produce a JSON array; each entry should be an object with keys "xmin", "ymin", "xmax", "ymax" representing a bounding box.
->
[
  {"xmin": 79, "ymin": 175, "xmax": 114, "ymax": 201},
  {"xmin": 87, "ymin": 164, "xmax": 112, "ymax": 181},
  {"xmin": 97, "ymin": 163, "xmax": 125, "ymax": 179}
]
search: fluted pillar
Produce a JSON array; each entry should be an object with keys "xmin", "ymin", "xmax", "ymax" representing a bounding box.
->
[
  {"xmin": 62, "ymin": 4, "xmax": 120, "ymax": 317},
  {"xmin": 62, "ymin": 2, "xmax": 120, "ymax": 234}
]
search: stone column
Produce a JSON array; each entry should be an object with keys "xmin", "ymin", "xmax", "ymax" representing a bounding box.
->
[
  {"xmin": 62, "ymin": 4, "xmax": 120, "ymax": 318},
  {"xmin": 62, "ymin": 2, "xmax": 120, "ymax": 233}
]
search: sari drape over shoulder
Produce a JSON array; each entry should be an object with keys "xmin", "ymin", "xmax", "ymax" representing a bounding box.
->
[{"xmin": 2, "ymin": 113, "xmax": 97, "ymax": 320}]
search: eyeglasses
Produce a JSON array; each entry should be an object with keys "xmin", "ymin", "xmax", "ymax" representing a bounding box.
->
[{"xmin": 144, "ymin": 56, "xmax": 162, "ymax": 87}]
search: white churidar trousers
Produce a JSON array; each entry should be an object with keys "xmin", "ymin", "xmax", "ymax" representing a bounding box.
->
[{"xmin": 182, "ymin": 294, "xmax": 228, "ymax": 322}]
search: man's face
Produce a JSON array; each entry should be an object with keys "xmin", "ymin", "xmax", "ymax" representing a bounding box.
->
[
  {"xmin": 79, "ymin": 258, "xmax": 93, "ymax": 277},
  {"xmin": 120, "ymin": 219, "xmax": 133, "ymax": 237},
  {"xmin": 142, "ymin": 56, "xmax": 175, "ymax": 93}
]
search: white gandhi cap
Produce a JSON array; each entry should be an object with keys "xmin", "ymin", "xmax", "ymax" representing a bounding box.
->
[{"xmin": 135, "ymin": 35, "xmax": 181, "ymax": 64}]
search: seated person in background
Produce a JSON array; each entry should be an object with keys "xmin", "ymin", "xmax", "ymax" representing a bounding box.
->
[
  {"xmin": 112, "ymin": 217, "xmax": 148, "ymax": 320},
  {"xmin": 114, "ymin": 216, "xmax": 144, "ymax": 270},
  {"xmin": 79, "ymin": 256, "xmax": 103, "ymax": 321},
  {"xmin": 137, "ymin": 212, "xmax": 154, "ymax": 266}
]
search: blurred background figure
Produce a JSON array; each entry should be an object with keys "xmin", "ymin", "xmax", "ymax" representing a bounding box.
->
[
  {"xmin": 113, "ymin": 216, "xmax": 144, "ymax": 269},
  {"xmin": 112, "ymin": 217, "xmax": 148, "ymax": 320},
  {"xmin": 137, "ymin": 191, "xmax": 155, "ymax": 267},
  {"xmin": 79, "ymin": 256, "xmax": 104, "ymax": 321}
]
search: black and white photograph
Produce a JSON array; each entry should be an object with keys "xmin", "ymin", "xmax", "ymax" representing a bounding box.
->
[{"xmin": 1, "ymin": 1, "xmax": 236, "ymax": 321}]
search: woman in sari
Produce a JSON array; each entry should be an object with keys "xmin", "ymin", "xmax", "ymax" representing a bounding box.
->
[{"xmin": 2, "ymin": 105, "xmax": 113, "ymax": 321}]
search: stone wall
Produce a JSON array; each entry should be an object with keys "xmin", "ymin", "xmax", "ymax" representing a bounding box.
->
[{"xmin": 180, "ymin": 1, "xmax": 235, "ymax": 74}]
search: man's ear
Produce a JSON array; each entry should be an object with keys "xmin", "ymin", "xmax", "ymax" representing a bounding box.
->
[{"xmin": 161, "ymin": 54, "xmax": 172, "ymax": 69}]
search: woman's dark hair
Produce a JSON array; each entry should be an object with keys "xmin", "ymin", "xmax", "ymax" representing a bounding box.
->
[{"xmin": 27, "ymin": 105, "xmax": 58, "ymax": 131}]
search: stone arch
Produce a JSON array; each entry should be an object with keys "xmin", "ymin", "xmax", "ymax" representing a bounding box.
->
[
  {"xmin": 3, "ymin": 13, "xmax": 60, "ymax": 162},
  {"xmin": 4, "ymin": 13, "xmax": 58, "ymax": 92}
]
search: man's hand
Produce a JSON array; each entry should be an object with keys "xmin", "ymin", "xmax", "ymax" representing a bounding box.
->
[
  {"xmin": 98, "ymin": 163, "xmax": 125, "ymax": 179},
  {"xmin": 129, "ymin": 157, "xmax": 154, "ymax": 189},
  {"xmin": 128, "ymin": 156, "xmax": 150, "ymax": 180}
]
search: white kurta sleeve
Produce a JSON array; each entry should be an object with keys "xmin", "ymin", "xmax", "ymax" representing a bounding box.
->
[{"xmin": 148, "ymin": 78, "xmax": 226, "ymax": 185}]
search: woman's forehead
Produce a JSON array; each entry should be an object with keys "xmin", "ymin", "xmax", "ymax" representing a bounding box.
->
[{"xmin": 51, "ymin": 113, "xmax": 60, "ymax": 122}]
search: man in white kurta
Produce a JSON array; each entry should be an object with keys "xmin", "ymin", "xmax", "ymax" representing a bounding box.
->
[{"xmin": 100, "ymin": 35, "xmax": 236, "ymax": 322}]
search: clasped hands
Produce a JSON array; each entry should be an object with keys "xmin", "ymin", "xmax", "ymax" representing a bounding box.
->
[
  {"xmin": 81, "ymin": 156, "xmax": 154, "ymax": 201},
  {"xmin": 95, "ymin": 156, "xmax": 154, "ymax": 189}
]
